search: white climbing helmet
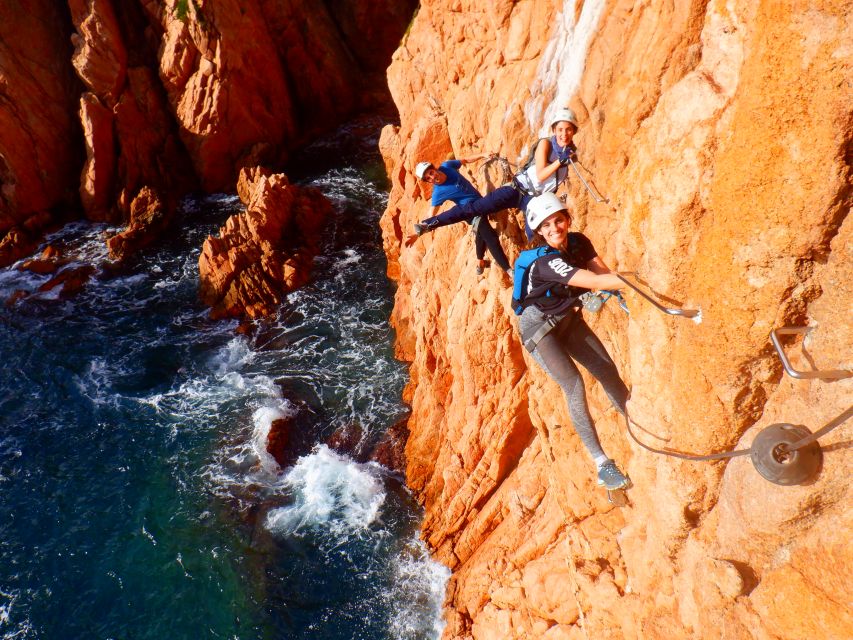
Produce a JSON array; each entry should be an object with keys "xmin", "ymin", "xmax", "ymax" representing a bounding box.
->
[
  {"xmin": 414, "ymin": 161, "xmax": 433, "ymax": 180},
  {"xmin": 550, "ymin": 108, "xmax": 579, "ymax": 129},
  {"xmin": 526, "ymin": 192, "xmax": 567, "ymax": 231}
]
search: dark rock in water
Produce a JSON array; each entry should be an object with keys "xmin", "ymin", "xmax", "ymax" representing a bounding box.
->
[
  {"xmin": 20, "ymin": 258, "xmax": 60, "ymax": 275},
  {"xmin": 106, "ymin": 187, "xmax": 173, "ymax": 263},
  {"xmin": 266, "ymin": 416, "xmax": 295, "ymax": 468},
  {"xmin": 19, "ymin": 245, "xmax": 68, "ymax": 275},
  {"xmin": 326, "ymin": 423, "xmax": 365, "ymax": 459},
  {"xmin": 368, "ymin": 415, "xmax": 409, "ymax": 474},
  {"xmin": 38, "ymin": 265, "xmax": 96, "ymax": 298},
  {"xmin": 0, "ymin": 227, "xmax": 40, "ymax": 270},
  {"xmin": 6, "ymin": 289, "xmax": 29, "ymax": 306}
]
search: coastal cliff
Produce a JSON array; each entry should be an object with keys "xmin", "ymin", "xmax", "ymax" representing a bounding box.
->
[
  {"xmin": 380, "ymin": 1, "xmax": 852, "ymax": 638},
  {"xmin": 0, "ymin": 0, "xmax": 416, "ymax": 266}
]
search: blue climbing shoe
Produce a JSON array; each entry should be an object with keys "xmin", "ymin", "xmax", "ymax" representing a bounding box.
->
[{"xmin": 597, "ymin": 460, "xmax": 631, "ymax": 490}]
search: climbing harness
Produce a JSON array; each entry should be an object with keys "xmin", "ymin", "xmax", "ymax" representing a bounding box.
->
[{"xmin": 523, "ymin": 313, "xmax": 566, "ymax": 353}]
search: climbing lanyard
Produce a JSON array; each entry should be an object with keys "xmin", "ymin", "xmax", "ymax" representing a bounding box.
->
[
  {"xmin": 480, "ymin": 155, "xmax": 516, "ymax": 193},
  {"xmin": 615, "ymin": 297, "xmax": 851, "ymax": 484},
  {"xmin": 616, "ymin": 273, "xmax": 700, "ymax": 320},
  {"xmin": 609, "ymin": 275, "xmax": 849, "ymax": 485},
  {"xmin": 482, "ymin": 148, "xmax": 612, "ymax": 205},
  {"xmin": 622, "ymin": 405, "xmax": 852, "ymax": 485},
  {"xmin": 566, "ymin": 156, "xmax": 610, "ymax": 203}
]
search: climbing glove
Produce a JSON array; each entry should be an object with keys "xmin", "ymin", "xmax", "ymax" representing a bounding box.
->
[{"xmin": 557, "ymin": 146, "xmax": 577, "ymax": 165}]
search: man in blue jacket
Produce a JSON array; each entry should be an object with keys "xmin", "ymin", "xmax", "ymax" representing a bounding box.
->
[{"xmin": 411, "ymin": 155, "xmax": 511, "ymax": 276}]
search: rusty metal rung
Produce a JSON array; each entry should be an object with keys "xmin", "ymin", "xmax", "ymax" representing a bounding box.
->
[{"xmin": 770, "ymin": 326, "xmax": 852, "ymax": 380}]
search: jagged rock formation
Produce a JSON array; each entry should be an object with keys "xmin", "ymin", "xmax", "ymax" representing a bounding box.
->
[
  {"xmin": 70, "ymin": 0, "xmax": 195, "ymax": 228},
  {"xmin": 380, "ymin": 1, "xmax": 852, "ymax": 638},
  {"xmin": 0, "ymin": 0, "xmax": 417, "ymax": 265},
  {"xmin": 198, "ymin": 166, "xmax": 332, "ymax": 319}
]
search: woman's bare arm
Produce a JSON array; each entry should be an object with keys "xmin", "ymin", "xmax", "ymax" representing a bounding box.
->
[
  {"xmin": 567, "ymin": 268, "xmax": 624, "ymax": 291},
  {"xmin": 534, "ymin": 139, "xmax": 561, "ymax": 183}
]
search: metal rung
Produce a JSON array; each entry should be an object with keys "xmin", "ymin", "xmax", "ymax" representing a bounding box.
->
[
  {"xmin": 770, "ymin": 326, "xmax": 852, "ymax": 380},
  {"xmin": 617, "ymin": 273, "xmax": 701, "ymax": 319}
]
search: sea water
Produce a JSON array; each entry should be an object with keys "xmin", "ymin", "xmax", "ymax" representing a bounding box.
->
[{"xmin": 0, "ymin": 122, "xmax": 448, "ymax": 640}]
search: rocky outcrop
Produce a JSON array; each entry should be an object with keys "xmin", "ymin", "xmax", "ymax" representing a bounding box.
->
[
  {"xmin": 106, "ymin": 187, "xmax": 171, "ymax": 261},
  {"xmin": 198, "ymin": 166, "xmax": 332, "ymax": 319},
  {"xmin": 380, "ymin": 1, "xmax": 852, "ymax": 638},
  {"xmin": 0, "ymin": 0, "xmax": 81, "ymax": 266}
]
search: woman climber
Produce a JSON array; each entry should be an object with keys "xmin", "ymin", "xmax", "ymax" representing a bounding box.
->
[
  {"xmin": 516, "ymin": 191, "xmax": 631, "ymax": 490},
  {"xmin": 411, "ymin": 154, "xmax": 511, "ymax": 276},
  {"xmin": 405, "ymin": 108, "xmax": 579, "ymax": 247}
]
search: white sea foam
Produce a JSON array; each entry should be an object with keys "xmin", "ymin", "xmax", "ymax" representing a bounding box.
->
[
  {"xmin": 0, "ymin": 589, "xmax": 32, "ymax": 640},
  {"xmin": 73, "ymin": 357, "xmax": 116, "ymax": 407},
  {"xmin": 386, "ymin": 537, "xmax": 451, "ymax": 640},
  {"xmin": 307, "ymin": 168, "xmax": 387, "ymax": 210},
  {"xmin": 211, "ymin": 336, "xmax": 256, "ymax": 374},
  {"xmin": 265, "ymin": 445, "xmax": 385, "ymax": 542}
]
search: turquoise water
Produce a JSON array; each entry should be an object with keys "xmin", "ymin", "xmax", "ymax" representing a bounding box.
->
[{"xmin": 0, "ymin": 126, "xmax": 447, "ymax": 639}]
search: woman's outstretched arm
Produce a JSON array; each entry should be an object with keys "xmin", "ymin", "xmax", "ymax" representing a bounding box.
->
[{"xmin": 567, "ymin": 268, "xmax": 624, "ymax": 291}]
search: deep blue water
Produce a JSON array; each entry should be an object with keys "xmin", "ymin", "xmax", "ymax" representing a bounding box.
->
[{"xmin": 0, "ymin": 124, "xmax": 447, "ymax": 640}]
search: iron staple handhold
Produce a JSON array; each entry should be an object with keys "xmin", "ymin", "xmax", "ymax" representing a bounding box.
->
[{"xmin": 770, "ymin": 326, "xmax": 853, "ymax": 380}]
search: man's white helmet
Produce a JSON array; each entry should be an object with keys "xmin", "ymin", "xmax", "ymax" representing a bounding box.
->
[
  {"xmin": 550, "ymin": 108, "xmax": 579, "ymax": 129},
  {"xmin": 414, "ymin": 161, "xmax": 433, "ymax": 180},
  {"xmin": 526, "ymin": 192, "xmax": 567, "ymax": 231}
]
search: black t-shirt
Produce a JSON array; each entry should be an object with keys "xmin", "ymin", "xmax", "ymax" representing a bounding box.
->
[{"xmin": 526, "ymin": 233, "xmax": 598, "ymax": 315}]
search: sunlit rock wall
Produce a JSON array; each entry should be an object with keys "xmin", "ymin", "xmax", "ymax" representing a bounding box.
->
[{"xmin": 379, "ymin": 1, "xmax": 852, "ymax": 638}]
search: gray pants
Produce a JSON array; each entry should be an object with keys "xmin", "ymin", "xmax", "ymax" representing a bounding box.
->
[{"xmin": 520, "ymin": 307, "xmax": 629, "ymax": 462}]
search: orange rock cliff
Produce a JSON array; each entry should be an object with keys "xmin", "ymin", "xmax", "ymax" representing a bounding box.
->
[
  {"xmin": 0, "ymin": 0, "xmax": 417, "ymax": 266},
  {"xmin": 380, "ymin": 1, "xmax": 852, "ymax": 639}
]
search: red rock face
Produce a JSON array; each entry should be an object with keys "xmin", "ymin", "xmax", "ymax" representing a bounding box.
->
[
  {"xmin": 198, "ymin": 166, "xmax": 333, "ymax": 320},
  {"xmin": 70, "ymin": 0, "xmax": 195, "ymax": 236},
  {"xmin": 0, "ymin": 0, "xmax": 81, "ymax": 266},
  {"xmin": 380, "ymin": 1, "xmax": 853, "ymax": 638},
  {"xmin": 156, "ymin": 0, "xmax": 417, "ymax": 191}
]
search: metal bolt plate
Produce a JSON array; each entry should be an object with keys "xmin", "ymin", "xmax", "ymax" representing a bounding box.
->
[{"xmin": 750, "ymin": 423, "xmax": 823, "ymax": 486}]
